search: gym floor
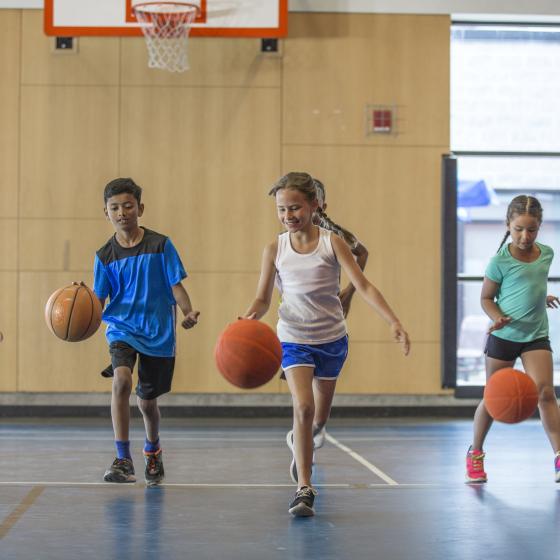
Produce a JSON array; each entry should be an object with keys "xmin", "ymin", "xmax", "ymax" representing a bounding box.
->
[{"xmin": 1, "ymin": 417, "xmax": 559, "ymax": 559}]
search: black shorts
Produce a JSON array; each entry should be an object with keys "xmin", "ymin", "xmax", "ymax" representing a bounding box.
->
[
  {"xmin": 484, "ymin": 334, "xmax": 552, "ymax": 362},
  {"xmin": 108, "ymin": 341, "xmax": 175, "ymax": 400}
]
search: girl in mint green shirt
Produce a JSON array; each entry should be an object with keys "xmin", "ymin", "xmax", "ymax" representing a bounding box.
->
[{"xmin": 466, "ymin": 195, "xmax": 560, "ymax": 483}]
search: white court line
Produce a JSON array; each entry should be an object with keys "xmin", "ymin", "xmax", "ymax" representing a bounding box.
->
[
  {"xmin": 0, "ymin": 482, "xmax": 346, "ymax": 488},
  {"xmin": 326, "ymin": 433, "xmax": 399, "ymax": 486},
  {"xmin": 0, "ymin": 436, "xmax": 288, "ymax": 442},
  {"xmin": 0, "ymin": 481, "xmax": 431, "ymax": 489},
  {"xmin": 0, "ymin": 435, "xmax": 454, "ymax": 442}
]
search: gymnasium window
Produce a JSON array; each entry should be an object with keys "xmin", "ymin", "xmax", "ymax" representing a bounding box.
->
[{"xmin": 444, "ymin": 24, "xmax": 560, "ymax": 394}]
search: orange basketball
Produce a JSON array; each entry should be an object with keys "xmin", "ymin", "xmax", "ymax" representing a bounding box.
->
[
  {"xmin": 214, "ymin": 320, "xmax": 282, "ymax": 389},
  {"xmin": 483, "ymin": 367, "xmax": 538, "ymax": 424},
  {"xmin": 45, "ymin": 282, "xmax": 102, "ymax": 342}
]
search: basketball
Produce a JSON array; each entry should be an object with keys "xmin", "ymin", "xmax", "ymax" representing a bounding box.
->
[
  {"xmin": 214, "ymin": 320, "xmax": 282, "ymax": 389},
  {"xmin": 483, "ymin": 367, "xmax": 538, "ymax": 424},
  {"xmin": 45, "ymin": 282, "xmax": 103, "ymax": 342}
]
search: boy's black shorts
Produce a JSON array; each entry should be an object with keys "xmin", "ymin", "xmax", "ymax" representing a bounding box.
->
[
  {"xmin": 484, "ymin": 334, "xmax": 552, "ymax": 362},
  {"xmin": 104, "ymin": 341, "xmax": 175, "ymax": 400}
]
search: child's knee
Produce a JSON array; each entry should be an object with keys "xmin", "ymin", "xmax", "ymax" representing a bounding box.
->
[
  {"xmin": 538, "ymin": 385, "xmax": 557, "ymax": 405},
  {"xmin": 294, "ymin": 401, "xmax": 315, "ymax": 423},
  {"xmin": 112, "ymin": 368, "xmax": 132, "ymax": 396},
  {"xmin": 138, "ymin": 397, "xmax": 158, "ymax": 415}
]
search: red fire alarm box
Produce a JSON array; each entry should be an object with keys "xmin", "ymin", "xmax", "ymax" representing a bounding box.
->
[
  {"xmin": 373, "ymin": 109, "xmax": 392, "ymax": 132},
  {"xmin": 366, "ymin": 104, "xmax": 397, "ymax": 135}
]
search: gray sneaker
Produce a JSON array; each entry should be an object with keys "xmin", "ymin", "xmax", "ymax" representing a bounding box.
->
[
  {"xmin": 288, "ymin": 486, "xmax": 318, "ymax": 517},
  {"xmin": 313, "ymin": 426, "xmax": 326, "ymax": 449},
  {"xmin": 144, "ymin": 448, "xmax": 165, "ymax": 487},
  {"xmin": 103, "ymin": 457, "xmax": 136, "ymax": 483}
]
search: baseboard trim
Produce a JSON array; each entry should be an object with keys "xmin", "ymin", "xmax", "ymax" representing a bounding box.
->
[{"xmin": 0, "ymin": 392, "xmax": 481, "ymax": 417}]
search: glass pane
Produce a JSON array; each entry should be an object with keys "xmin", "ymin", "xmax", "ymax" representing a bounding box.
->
[
  {"xmin": 457, "ymin": 280, "xmax": 560, "ymax": 386},
  {"xmin": 451, "ymin": 26, "xmax": 560, "ymax": 151},
  {"xmin": 457, "ymin": 156, "xmax": 560, "ymax": 276},
  {"xmin": 457, "ymin": 280, "xmax": 487, "ymax": 386}
]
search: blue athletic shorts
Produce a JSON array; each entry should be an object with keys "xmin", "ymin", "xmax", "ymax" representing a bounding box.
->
[{"xmin": 281, "ymin": 335, "xmax": 349, "ymax": 380}]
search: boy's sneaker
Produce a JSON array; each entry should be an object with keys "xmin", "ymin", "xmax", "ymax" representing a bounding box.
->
[
  {"xmin": 555, "ymin": 452, "xmax": 560, "ymax": 482},
  {"xmin": 313, "ymin": 426, "xmax": 326, "ymax": 450},
  {"xmin": 288, "ymin": 486, "xmax": 318, "ymax": 517},
  {"xmin": 465, "ymin": 446, "xmax": 487, "ymax": 483},
  {"xmin": 103, "ymin": 458, "xmax": 136, "ymax": 483},
  {"xmin": 144, "ymin": 448, "xmax": 165, "ymax": 487}
]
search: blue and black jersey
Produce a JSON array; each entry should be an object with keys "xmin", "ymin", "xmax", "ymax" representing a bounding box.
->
[{"xmin": 93, "ymin": 228, "xmax": 187, "ymax": 357}]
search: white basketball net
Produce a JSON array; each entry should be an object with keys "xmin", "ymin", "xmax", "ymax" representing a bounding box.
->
[{"xmin": 133, "ymin": 2, "xmax": 199, "ymax": 73}]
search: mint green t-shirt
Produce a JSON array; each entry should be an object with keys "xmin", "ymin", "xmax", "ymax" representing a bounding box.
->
[{"xmin": 485, "ymin": 242, "xmax": 554, "ymax": 342}]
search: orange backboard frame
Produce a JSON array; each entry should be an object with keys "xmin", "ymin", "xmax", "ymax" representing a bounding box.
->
[
  {"xmin": 44, "ymin": 0, "xmax": 288, "ymax": 38},
  {"xmin": 124, "ymin": 0, "xmax": 208, "ymax": 25}
]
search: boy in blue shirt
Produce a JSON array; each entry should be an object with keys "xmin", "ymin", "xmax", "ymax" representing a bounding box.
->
[{"xmin": 94, "ymin": 178, "xmax": 199, "ymax": 486}]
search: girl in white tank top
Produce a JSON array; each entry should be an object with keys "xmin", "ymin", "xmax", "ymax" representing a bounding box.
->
[
  {"xmin": 275, "ymin": 227, "xmax": 346, "ymax": 344},
  {"xmin": 242, "ymin": 172, "xmax": 410, "ymax": 517}
]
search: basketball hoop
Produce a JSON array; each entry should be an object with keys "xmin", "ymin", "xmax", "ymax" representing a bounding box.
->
[{"xmin": 133, "ymin": 2, "xmax": 199, "ymax": 73}]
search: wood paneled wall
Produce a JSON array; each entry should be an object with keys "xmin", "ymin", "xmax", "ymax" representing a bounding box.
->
[{"xmin": 0, "ymin": 10, "xmax": 449, "ymax": 395}]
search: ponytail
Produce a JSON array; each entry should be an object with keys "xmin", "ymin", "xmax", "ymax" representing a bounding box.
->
[
  {"xmin": 496, "ymin": 231, "xmax": 510, "ymax": 253},
  {"xmin": 315, "ymin": 207, "xmax": 359, "ymax": 250}
]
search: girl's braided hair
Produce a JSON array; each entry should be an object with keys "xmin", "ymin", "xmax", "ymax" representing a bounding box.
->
[
  {"xmin": 313, "ymin": 179, "xmax": 359, "ymax": 250},
  {"xmin": 497, "ymin": 195, "xmax": 543, "ymax": 252}
]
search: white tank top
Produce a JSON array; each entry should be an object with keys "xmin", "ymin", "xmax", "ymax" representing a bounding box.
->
[{"xmin": 275, "ymin": 228, "xmax": 347, "ymax": 344}]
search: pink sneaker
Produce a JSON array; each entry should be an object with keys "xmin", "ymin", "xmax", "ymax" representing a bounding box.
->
[
  {"xmin": 555, "ymin": 453, "xmax": 560, "ymax": 483},
  {"xmin": 466, "ymin": 446, "xmax": 487, "ymax": 483}
]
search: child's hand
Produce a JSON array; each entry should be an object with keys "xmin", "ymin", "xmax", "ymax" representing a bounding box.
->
[
  {"xmin": 181, "ymin": 310, "xmax": 200, "ymax": 329},
  {"xmin": 487, "ymin": 315, "xmax": 512, "ymax": 333},
  {"xmin": 238, "ymin": 313, "xmax": 257, "ymax": 320},
  {"xmin": 546, "ymin": 295, "xmax": 560, "ymax": 309},
  {"xmin": 391, "ymin": 322, "xmax": 410, "ymax": 356}
]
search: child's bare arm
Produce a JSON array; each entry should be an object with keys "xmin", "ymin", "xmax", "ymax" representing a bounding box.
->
[
  {"xmin": 332, "ymin": 235, "xmax": 410, "ymax": 355},
  {"xmin": 339, "ymin": 241, "xmax": 369, "ymax": 315},
  {"xmin": 481, "ymin": 277, "xmax": 511, "ymax": 333},
  {"xmin": 242, "ymin": 241, "xmax": 277, "ymax": 320},
  {"xmin": 172, "ymin": 282, "xmax": 200, "ymax": 329}
]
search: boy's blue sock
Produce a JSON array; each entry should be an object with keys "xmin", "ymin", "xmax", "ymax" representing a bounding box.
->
[
  {"xmin": 115, "ymin": 440, "xmax": 132, "ymax": 460},
  {"xmin": 144, "ymin": 437, "xmax": 160, "ymax": 454}
]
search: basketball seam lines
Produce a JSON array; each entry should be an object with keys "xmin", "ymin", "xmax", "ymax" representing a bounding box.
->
[
  {"xmin": 64, "ymin": 285, "xmax": 80, "ymax": 341},
  {"xmin": 82, "ymin": 287, "xmax": 96, "ymax": 340}
]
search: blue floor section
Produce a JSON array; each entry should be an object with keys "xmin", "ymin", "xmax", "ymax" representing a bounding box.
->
[{"xmin": 1, "ymin": 418, "xmax": 559, "ymax": 559}]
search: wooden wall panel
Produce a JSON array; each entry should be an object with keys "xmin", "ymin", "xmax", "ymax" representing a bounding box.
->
[
  {"xmin": 0, "ymin": 220, "xmax": 18, "ymax": 272},
  {"xmin": 120, "ymin": 86, "xmax": 281, "ymax": 271},
  {"xmin": 336, "ymin": 341, "xmax": 441, "ymax": 394},
  {"xmin": 20, "ymin": 86, "xmax": 120, "ymax": 219},
  {"xmin": 283, "ymin": 145, "xmax": 444, "ymax": 343},
  {"xmin": 0, "ymin": 273, "xmax": 17, "ymax": 391},
  {"xmin": 18, "ymin": 272, "xmax": 109, "ymax": 392},
  {"xmin": 4, "ymin": 11, "xmax": 451, "ymax": 397},
  {"xmin": 172, "ymin": 273, "xmax": 281, "ymax": 393},
  {"xmin": 21, "ymin": 10, "xmax": 119, "ymax": 86},
  {"xmin": 283, "ymin": 13, "xmax": 450, "ymax": 147},
  {"xmin": 0, "ymin": 11, "xmax": 20, "ymax": 219},
  {"xmin": 122, "ymin": 36, "xmax": 281, "ymax": 87},
  {"xmin": 19, "ymin": 219, "xmax": 112, "ymax": 272}
]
